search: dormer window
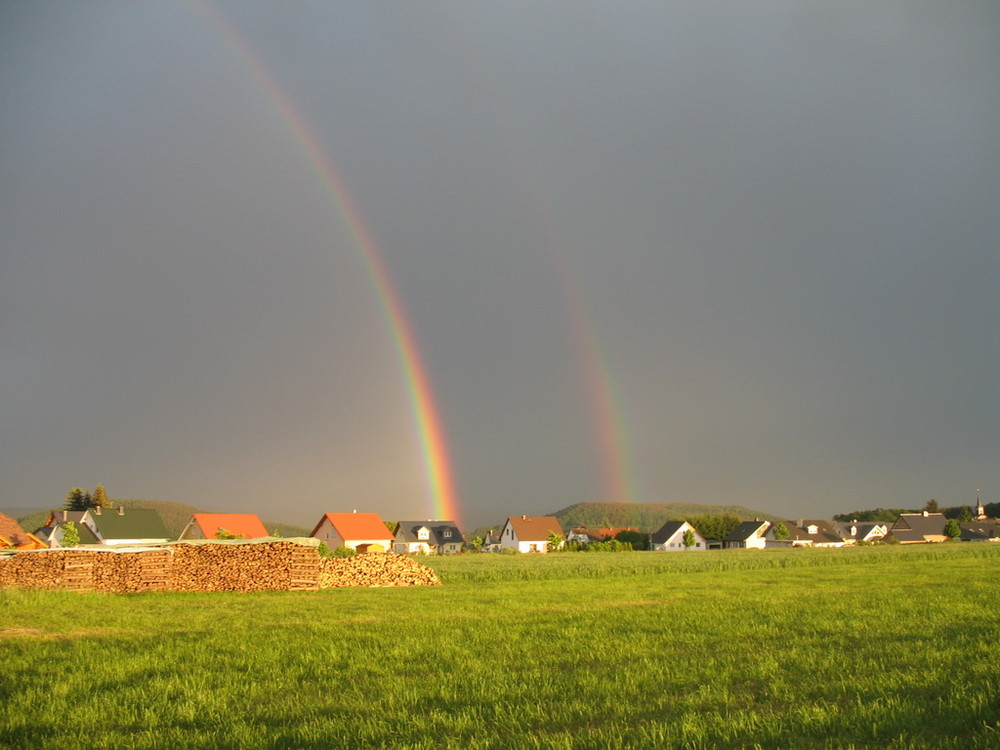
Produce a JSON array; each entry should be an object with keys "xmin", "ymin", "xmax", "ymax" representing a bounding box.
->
[
  {"xmin": 807, "ymin": 525, "xmax": 819, "ymax": 535},
  {"xmin": 443, "ymin": 529, "xmax": 452, "ymax": 538},
  {"xmin": 417, "ymin": 528, "xmax": 430, "ymax": 540}
]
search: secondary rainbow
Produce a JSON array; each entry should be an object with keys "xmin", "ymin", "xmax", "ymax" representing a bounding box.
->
[{"xmin": 191, "ymin": 0, "xmax": 461, "ymax": 525}]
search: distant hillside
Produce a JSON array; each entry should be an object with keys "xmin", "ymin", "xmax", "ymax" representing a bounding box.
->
[
  {"xmin": 549, "ymin": 502, "xmax": 785, "ymax": 532},
  {"xmin": 15, "ymin": 499, "xmax": 310, "ymax": 539}
]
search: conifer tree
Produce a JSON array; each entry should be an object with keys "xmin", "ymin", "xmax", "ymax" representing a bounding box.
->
[
  {"xmin": 92, "ymin": 483, "xmax": 111, "ymax": 509},
  {"xmin": 64, "ymin": 488, "xmax": 90, "ymax": 511}
]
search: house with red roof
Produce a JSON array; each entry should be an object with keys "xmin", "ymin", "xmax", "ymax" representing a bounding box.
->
[
  {"xmin": 498, "ymin": 515, "xmax": 564, "ymax": 553},
  {"xmin": 310, "ymin": 512, "xmax": 393, "ymax": 553},
  {"xmin": 179, "ymin": 513, "xmax": 269, "ymax": 540},
  {"xmin": 0, "ymin": 512, "xmax": 47, "ymax": 550}
]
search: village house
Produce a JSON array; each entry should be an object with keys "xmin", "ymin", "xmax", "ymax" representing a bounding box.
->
[
  {"xmin": 833, "ymin": 520, "xmax": 888, "ymax": 545},
  {"xmin": 393, "ymin": 521, "xmax": 464, "ymax": 555},
  {"xmin": 311, "ymin": 512, "xmax": 393, "ymax": 553},
  {"xmin": 784, "ymin": 520, "xmax": 847, "ymax": 548},
  {"xmin": 959, "ymin": 521, "xmax": 999, "ymax": 543},
  {"xmin": 723, "ymin": 520, "xmax": 790, "ymax": 549},
  {"xmin": 885, "ymin": 511, "xmax": 948, "ymax": 544},
  {"xmin": 650, "ymin": 521, "xmax": 707, "ymax": 551},
  {"xmin": 179, "ymin": 513, "xmax": 269, "ymax": 540},
  {"xmin": 498, "ymin": 515, "xmax": 564, "ymax": 553},
  {"xmin": 0, "ymin": 512, "xmax": 47, "ymax": 550},
  {"xmin": 39, "ymin": 507, "xmax": 172, "ymax": 547}
]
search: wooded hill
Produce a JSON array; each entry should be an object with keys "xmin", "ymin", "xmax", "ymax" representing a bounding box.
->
[
  {"xmin": 11, "ymin": 499, "xmax": 311, "ymax": 539},
  {"xmin": 549, "ymin": 502, "xmax": 785, "ymax": 532}
]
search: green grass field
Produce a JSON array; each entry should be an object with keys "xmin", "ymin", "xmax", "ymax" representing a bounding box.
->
[{"xmin": 1, "ymin": 544, "xmax": 997, "ymax": 749}]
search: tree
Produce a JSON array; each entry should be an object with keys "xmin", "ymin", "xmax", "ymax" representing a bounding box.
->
[
  {"xmin": 688, "ymin": 513, "xmax": 741, "ymax": 541},
  {"xmin": 64, "ymin": 488, "xmax": 91, "ymax": 511},
  {"xmin": 957, "ymin": 506, "xmax": 974, "ymax": 523},
  {"xmin": 614, "ymin": 530, "xmax": 647, "ymax": 550},
  {"xmin": 682, "ymin": 529, "xmax": 696, "ymax": 549},
  {"xmin": 944, "ymin": 519, "xmax": 961, "ymax": 539},
  {"xmin": 924, "ymin": 499, "xmax": 940, "ymax": 513},
  {"xmin": 771, "ymin": 522, "xmax": 789, "ymax": 540},
  {"xmin": 61, "ymin": 521, "xmax": 80, "ymax": 548},
  {"xmin": 92, "ymin": 483, "xmax": 111, "ymax": 509},
  {"xmin": 546, "ymin": 530, "xmax": 564, "ymax": 551},
  {"xmin": 214, "ymin": 529, "xmax": 245, "ymax": 540}
]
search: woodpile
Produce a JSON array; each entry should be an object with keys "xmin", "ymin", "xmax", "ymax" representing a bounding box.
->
[
  {"xmin": 319, "ymin": 553, "xmax": 441, "ymax": 588},
  {"xmin": 170, "ymin": 541, "xmax": 321, "ymax": 593},
  {"xmin": 0, "ymin": 542, "xmax": 441, "ymax": 592}
]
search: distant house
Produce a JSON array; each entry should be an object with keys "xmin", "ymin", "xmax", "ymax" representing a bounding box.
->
[
  {"xmin": 833, "ymin": 520, "xmax": 888, "ymax": 545},
  {"xmin": 481, "ymin": 529, "xmax": 503, "ymax": 553},
  {"xmin": 499, "ymin": 516, "xmax": 564, "ymax": 553},
  {"xmin": 566, "ymin": 527, "xmax": 639, "ymax": 545},
  {"xmin": 651, "ymin": 521, "xmax": 707, "ymax": 551},
  {"xmin": 0, "ymin": 513, "xmax": 47, "ymax": 550},
  {"xmin": 723, "ymin": 520, "xmax": 789, "ymax": 549},
  {"xmin": 179, "ymin": 513, "xmax": 268, "ymax": 540},
  {"xmin": 959, "ymin": 521, "xmax": 1000, "ymax": 543},
  {"xmin": 39, "ymin": 507, "xmax": 171, "ymax": 547},
  {"xmin": 393, "ymin": 521, "xmax": 464, "ymax": 555},
  {"xmin": 886, "ymin": 512, "xmax": 948, "ymax": 544},
  {"xmin": 785, "ymin": 520, "xmax": 846, "ymax": 548},
  {"xmin": 310, "ymin": 512, "xmax": 393, "ymax": 553}
]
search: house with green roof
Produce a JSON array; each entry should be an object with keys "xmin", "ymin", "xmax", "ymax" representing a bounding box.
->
[{"xmin": 38, "ymin": 507, "xmax": 171, "ymax": 547}]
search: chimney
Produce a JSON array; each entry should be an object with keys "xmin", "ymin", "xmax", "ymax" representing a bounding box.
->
[
  {"xmin": 521, "ymin": 514, "xmax": 527, "ymax": 520},
  {"xmin": 798, "ymin": 519, "xmax": 803, "ymax": 528},
  {"xmin": 922, "ymin": 510, "xmax": 929, "ymax": 517},
  {"xmin": 117, "ymin": 505, "xmax": 124, "ymax": 516},
  {"xmin": 95, "ymin": 506, "xmax": 102, "ymax": 515},
  {"xmin": 353, "ymin": 509, "xmax": 357, "ymax": 513},
  {"xmin": 62, "ymin": 510, "xmax": 67, "ymax": 521}
]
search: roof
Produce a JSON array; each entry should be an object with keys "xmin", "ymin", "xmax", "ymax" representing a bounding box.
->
[
  {"xmin": 651, "ymin": 521, "xmax": 689, "ymax": 544},
  {"xmin": 89, "ymin": 508, "xmax": 172, "ymax": 540},
  {"xmin": 0, "ymin": 513, "xmax": 32, "ymax": 547},
  {"xmin": 394, "ymin": 521, "xmax": 464, "ymax": 545},
  {"xmin": 960, "ymin": 521, "xmax": 999, "ymax": 542},
  {"xmin": 191, "ymin": 513, "xmax": 268, "ymax": 539},
  {"xmin": 312, "ymin": 512, "xmax": 392, "ymax": 541},
  {"xmin": 784, "ymin": 520, "xmax": 844, "ymax": 545},
  {"xmin": 505, "ymin": 516, "xmax": 564, "ymax": 542},
  {"xmin": 725, "ymin": 520, "xmax": 769, "ymax": 542},
  {"xmin": 891, "ymin": 513, "xmax": 947, "ymax": 543}
]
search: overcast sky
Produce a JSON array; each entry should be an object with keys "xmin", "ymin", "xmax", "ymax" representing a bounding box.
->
[{"xmin": 2, "ymin": 1, "xmax": 997, "ymax": 529}]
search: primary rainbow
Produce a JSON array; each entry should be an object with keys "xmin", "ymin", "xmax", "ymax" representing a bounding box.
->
[{"xmin": 192, "ymin": 1, "xmax": 461, "ymax": 525}]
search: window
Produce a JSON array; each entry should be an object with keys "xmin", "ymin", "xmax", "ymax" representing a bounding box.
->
[
  {"xmin": 443, "ymin": 529, "xmax": 452, "ymax": 538},
  {"xmin": 417, "ymin": 528, "xmax": 430, "ymax": 540}
]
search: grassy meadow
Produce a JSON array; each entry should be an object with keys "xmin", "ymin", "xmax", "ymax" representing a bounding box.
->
[{"xmin": 1, "ymin": 544, "xmax": 998, "ymax": 749}]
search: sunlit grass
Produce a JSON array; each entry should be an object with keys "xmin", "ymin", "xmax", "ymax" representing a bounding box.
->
[{"xmin": 1, "ymin": 544, "xmax": 997, "ymax": 748}]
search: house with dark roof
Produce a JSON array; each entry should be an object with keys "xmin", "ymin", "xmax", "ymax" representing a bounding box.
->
[
  {"xmin": 833, "ymin": 520, "xmax": 888, "ymax": 545},
  {"xmin": 785, "ymin": 520, "xmax": 846, "ymax": 547},
  {"xmin": 651, "ymin": 521, "xmax": 707, "ymax": 551},
  {"xmin": 886, "ymin": 512, "xmax": 948, "ymax": 544},
  {"xmin": 180, "ymin": 513, "xmax": 268, "ymax": 540},
  {"xmin": 38, "ymin": 507, "xmax": 171, "ymax": 547},
  {"xmin": 499, "ymin": 516, "xmax": 564, "ymax": 553},
  {"xmin": 310, "ymin": 512, "xmax": 393, "ymax": 553},
  {"xmin": 959, "ymin": 521, "xmax": 1000, "ymax": 543},
  {"xmin": 393, "ymin": 521, "xmax": 464, "ymax": 555},
  {"xmin": 723, "ymin": 520, "xmax": 789, "ymax": 549}
]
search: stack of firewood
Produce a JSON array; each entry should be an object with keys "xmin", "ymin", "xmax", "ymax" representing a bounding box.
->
[
  {"xmin": 318, "ymin": 553, "xmax": 441, "ymax": 588},
  {"xmin": 90, "ymin": 549, "xmax": 172, "ymax": 593},
  {"xmin": 170, "ymin": 541, "xmax": 321, "ymax": 592},
  {"xmin": 0, "ymin": 543, "xmax": 440, "ymax": 592},
  {"xmin": 0, "ymin": 550, "xmax": 71, "ymax": 589}
]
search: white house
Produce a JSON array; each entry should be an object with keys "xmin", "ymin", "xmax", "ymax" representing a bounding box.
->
[
  {"xmin": 498, "ymin": 516, "xmax": 564, "ymax": 553},
  {"xmin": 650, "ymin": 521, "xmax": 707, "ymax": 551},
  {"xmin": 723, "ymin": 520, "xmax": 788, "ymax": 549}
]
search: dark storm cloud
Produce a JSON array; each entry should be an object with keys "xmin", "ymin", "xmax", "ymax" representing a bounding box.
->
[{"xmin": 1, "ymin": 1, "xmax": 996, "ymax": 527}]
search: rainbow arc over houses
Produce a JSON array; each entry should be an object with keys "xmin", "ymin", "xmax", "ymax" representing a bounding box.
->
[{"xmin": 192, "ymin": 1, "xmax": 461, "ymax": 525}]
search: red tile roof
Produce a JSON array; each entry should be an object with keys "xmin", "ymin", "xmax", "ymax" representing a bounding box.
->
[
  {"xmin": 191, "ymin": 513, "xmax": 269, "ymax": 539},
  {"xmin": 311, "ymin": 512, "xmax": 392, "ymax": 541},
  {"xmin": 507, "ymin": 516, "xmax": 564, "ymax": 541},
  {"xmin": 0, "ymin": 513, "xmax": 32, "ymax": 547}
]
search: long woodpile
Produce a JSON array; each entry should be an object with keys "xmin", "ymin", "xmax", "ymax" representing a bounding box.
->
[
  {"xmin": 0, "ymin": 542, "xmax": 441, "ymax": 593},
  {"xmin": 318, "ymin": 553, "xmax": 441, "ymax": 588},
  {"xmin": 170, "ymin": 541, "xmax": 321, "ymax": 592}
]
